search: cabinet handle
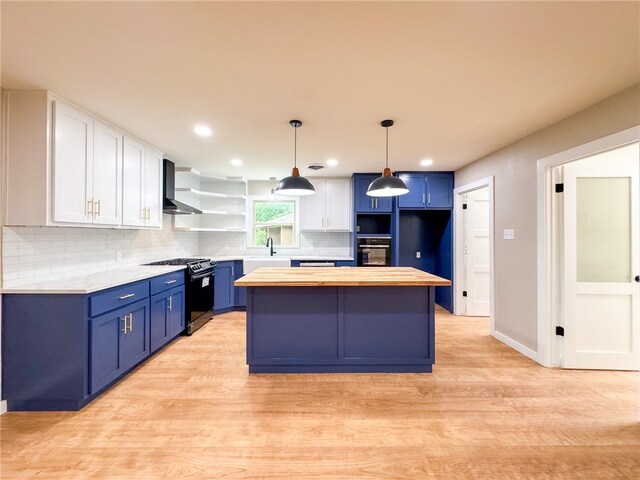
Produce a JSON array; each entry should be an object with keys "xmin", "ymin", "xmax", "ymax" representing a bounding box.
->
[
  {"xmin": 428, "ymin": 193, "xmax": 431, "ymax": 205},
  {"xmin": 422, "ymin": 193, "xmax": 425, "ymax": 206},
  {"xmin": 95, "ymin": 199, "xmax": 101, "ymax": 216},
  {"xmin": 326, "ymin": 217, "xmax": 329, "ymax": 228},
  {"xmin": 168, "ymin": 296, "xmax": 173, "ymax": 311},
  {"xmin": 118, "ymin": 293, "xmax": 136, "ymax": 300},
  {"xmin": 147, "ymin": 208, "xmax": 150, "ymax": 220},
  {"xmin": 128, "ymin": 313, "xmax": 133, "ymax": 332},
  {"xmin": 141, "ymin": 207, "xmax": 146, "ymax": 220},
  {"xmin": 121, "ymin": 315, "xmax": 128, "ymax": 334},
  {"xmin": 87, "ymin": 200, "xmax": 94, "ymax": 215},
  {"xmin": 375, "ymin": 198, "xmax": 378, "ymax": 209},
  {"xmin": 165, "ymin": 280, "xmax": 177, "ymax": 285},
  {"xmin": 370, "ymin": 198, "xmax": 374, "ymax": 210}
]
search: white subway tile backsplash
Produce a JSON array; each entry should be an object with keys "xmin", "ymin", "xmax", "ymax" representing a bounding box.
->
[
  {"xmin": 2, "ymin": 223, "xmax": 199, "ymax": 288},
  {"xmin": 2, "ymin": 224, "xmax": 352, "ymax": 288}
]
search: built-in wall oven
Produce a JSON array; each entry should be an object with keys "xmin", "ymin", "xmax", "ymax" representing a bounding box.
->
[
  {"xmin": 357, "ymin": 237, "xmax": 391, "ymax": 266},
  {"xmin": 145, "ymin": 258, "xmax": 216, "ymax": 335}
]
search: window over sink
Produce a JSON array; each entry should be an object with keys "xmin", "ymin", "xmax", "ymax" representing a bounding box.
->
[{"xmin": 248, "ymin": 197, "xmax": 299, "ymax": 248}]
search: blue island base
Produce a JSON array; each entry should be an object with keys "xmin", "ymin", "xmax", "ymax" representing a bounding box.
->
[{"xmin": 246, "ymin": 286, "xmax": 435, "ymax": 374}]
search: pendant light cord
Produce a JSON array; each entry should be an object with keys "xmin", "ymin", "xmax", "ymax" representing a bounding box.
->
[
  {"xmin": 294, "ymin": 126, "xmax": 297, "ymax": 169},
  {"xmin": 385, "ymin": 126, "xmax": 389, "ymax": 169}
]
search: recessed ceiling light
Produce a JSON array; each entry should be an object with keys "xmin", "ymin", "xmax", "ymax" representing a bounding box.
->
[
  {"xmin": 230, "ymin": 158, "xmax": 243, "ymax": 167},
  {"xmin": 194, "ymin": 125, "xmax": 212, "ymax": 137},
  {"xmin": 326, "ymin": 158, "xmax": 338, "ymax": 167},
  {"xmin": 420, "ymin": 158, "xmax": 434, "ymax": 167}
]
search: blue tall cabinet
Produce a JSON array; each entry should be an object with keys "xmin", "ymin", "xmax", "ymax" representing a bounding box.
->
[
  {"xmin": 394, "ymin": 172, "xmax": 454, "ymax": 312},
  {"xmin": 352, "ymin": 172, "xmax": 454, "ymax": 312}
]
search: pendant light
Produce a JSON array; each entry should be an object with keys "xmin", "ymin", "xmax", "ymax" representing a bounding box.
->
[
  {"xmin": 274, "ymin": 120, "xmax": 316, "ymax": 196},
  {"xmin": 366, "ymin": 119, "xmax": 409, "ymax": 197}
]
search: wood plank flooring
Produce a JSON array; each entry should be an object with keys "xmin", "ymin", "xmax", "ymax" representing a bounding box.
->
[{"xmin": 1, "ymin": 309, "xmax": 638, "ymax": 479}]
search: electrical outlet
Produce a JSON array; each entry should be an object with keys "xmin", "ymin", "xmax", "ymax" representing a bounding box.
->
[
  {"xmin": 416, "ymin": 251, "xmax": 421, "ymax": 258},
  {"xmin": 503, "ymin": 228, "xmax": 515, "ymax": 240}
]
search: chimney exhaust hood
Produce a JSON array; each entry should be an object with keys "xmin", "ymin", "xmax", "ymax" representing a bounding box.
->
[{"xmin": 163, "ymin": 159, "xmax": 202, "ymax": 215}]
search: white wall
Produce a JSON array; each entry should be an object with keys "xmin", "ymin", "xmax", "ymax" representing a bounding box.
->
[{"xmin": 455, "ymin": 83, "xmax": 640, "ymax": 351}]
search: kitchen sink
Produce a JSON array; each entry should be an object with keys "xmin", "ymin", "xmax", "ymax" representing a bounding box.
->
[{"xmin": 243, "ymin": 256, "xmax": 291, "ymax": 274}]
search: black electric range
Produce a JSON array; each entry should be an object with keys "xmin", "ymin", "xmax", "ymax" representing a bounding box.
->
[{"xmin": 146, "ymin": 258, "xmax": 217, "ymax": 335}]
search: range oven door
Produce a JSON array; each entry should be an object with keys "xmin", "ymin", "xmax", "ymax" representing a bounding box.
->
[{"xmin": 186, "ymin": 270, "xmax": 214, "ymax": 327}]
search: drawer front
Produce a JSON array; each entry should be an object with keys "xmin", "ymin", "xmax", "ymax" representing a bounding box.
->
[
  {"xmin": 90, "ymin": 281, "xmax": 149, "ymax": 317},
  {"xmin": 150, "ymin": 271, "xmax": 185, "ymax": 296}
]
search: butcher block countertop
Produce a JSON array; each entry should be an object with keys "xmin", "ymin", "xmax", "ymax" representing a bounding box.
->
[{"xmin": 234, "ymin": 267, "xmax": 451, "ymax": 287}]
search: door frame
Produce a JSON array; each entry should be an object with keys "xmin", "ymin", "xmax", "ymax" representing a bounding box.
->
[
  {"xmin": 536, "ymin": 125, "xmax": 640, "ymax": 367},
  {"xmin": 453, "ymin": 176, "xmax": 495, "ymax": 330}
]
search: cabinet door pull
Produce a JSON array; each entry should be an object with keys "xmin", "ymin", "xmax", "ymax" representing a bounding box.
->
[
  {"xmin": 168, "ymin": 296, "xmax": 173, "ymax": 311},
  {"xmin": 121, "ymin": 315, "xmax": 128, "ymax": 334},
  {"xmin": 118, "ymin": 293, "xmax": 136, "ymax": 300},
  {"xmin": 128, "ymin": 313, "xmax": 133, "ymax": 332},
  {"xmin": 422, "ymin": 193, "xmax": 425, "ymax": 206},
  {"xmin": 165, "ymin": 280, "xmax": 177, "ymax": 285},
  {"xmin": 326, "ymin": 217, "xmax": 329, "ymax": 228},
  {"xmin": 95, "ymin": 199, "xmax": 101, "ymax": 216},
  {"xmin": 428, "ymin": 193, "xmax": 431, "ymax": 205},
  {"xmin": 146, "ymin": 208, "xmax": 150, "ymax": 220},
  {"xmin": 141, "ymin": 207, "xmax": 146, "ymax": 220},
  {"xmin": 87, "ymin": 200, "xmax": 94, "ymax": 215}
]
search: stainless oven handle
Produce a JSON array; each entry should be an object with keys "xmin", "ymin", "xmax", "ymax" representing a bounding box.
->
[
  {"xmin": 358, "ymin": 245, "xmax": 390, "ymax": 249},
  {"xmin": 190, "ymin": 272, "xmax": 214, "ymax": 281}
]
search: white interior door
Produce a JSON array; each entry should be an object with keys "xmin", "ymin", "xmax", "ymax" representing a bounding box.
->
[
  {"xmin": 562, "ymin": 142, "xmax": 639, "ymax": 370},
  {"xmin": 463, "ymin": 187, "xmax": 490, "ymax": 316}
]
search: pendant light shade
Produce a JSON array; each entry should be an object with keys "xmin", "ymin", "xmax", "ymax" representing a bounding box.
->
[
  {"xmin": 274, "ymin": 120, "xmax": 316, "ymax": 196},
  {"xmin": 366, "ymin": 119, "xmax": 409, "ymax": 197}
]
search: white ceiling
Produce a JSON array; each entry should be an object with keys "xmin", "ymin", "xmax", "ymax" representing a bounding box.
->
[{"xmin": 2, "ymin": 1, "xmax": 638, "ymax": 180}]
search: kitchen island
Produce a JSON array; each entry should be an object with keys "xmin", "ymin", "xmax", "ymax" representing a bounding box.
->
[{"xmin": 235, "ymin": 267, "xmax": 451, "ymax": 373}]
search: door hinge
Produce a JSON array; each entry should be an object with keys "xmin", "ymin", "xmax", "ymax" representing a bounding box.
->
[
  {"xmin": 462, "ymin": 290, "xmax": 468, "ymax": 297},
  {"xmin": 555, "ymin": 183, "xmax": 564, "ymax": 193},
  {"xmin": 555, "ymin": 326, "xmax": 564, "ymax": 336},
  {"xmin": 462, "ymin": 203, "xmax": 468, "ymax": 209}
]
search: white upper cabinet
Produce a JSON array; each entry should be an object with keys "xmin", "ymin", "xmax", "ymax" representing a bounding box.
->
[
  {"xmin": 51, "ymin": 101, "xmax": 94, "ymax": 224},
  {"xmin": 122, "ymin": 136, "xmax": 146, "ymax": 227},
  {"xmin": 300, "ymin": 178, "xmax": 352, "ymax": 231},
  {"xmin": 3, "ymin": 91, "xmax": 161, "ymax": 229},
  {"xmin": 122, "ymin": 138, "xmax": 162, "ymax": 229},
  {"xmin": 144, "ymin": 148, "xmax": 163, "ymax": 228},
  {"xmin": 92, "ymin": 121, "xmax": 123, "ymax": 226}
]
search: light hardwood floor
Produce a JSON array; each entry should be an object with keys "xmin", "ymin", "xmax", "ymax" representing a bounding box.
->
[{"xmin": 1, "ymin": 309, "xmax": 638, "ymax": 479}]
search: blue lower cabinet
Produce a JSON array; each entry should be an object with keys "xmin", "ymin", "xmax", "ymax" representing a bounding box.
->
[
  {"xmin": 214, "ymin": 261, "xmax": 235, "ymax": 312},
  {"xmin": 150, "ymin": 286, "xmax": 185, "ymax": 353},
  {"xmin": 2, "ymin": 271, "xmax": 185, "ymax": 411},
  {"xmin": 90, "ymin": 299, "xmax": 149, "ymax": 394},
  {"xmin": 234, "ymin": 260, "xmax": 246, "ymax": 308}
]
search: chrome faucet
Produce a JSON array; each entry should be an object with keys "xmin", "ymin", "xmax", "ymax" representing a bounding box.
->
[{"xmin": 265, "ymin": 237, "xmax": 276, "ymax": 256}]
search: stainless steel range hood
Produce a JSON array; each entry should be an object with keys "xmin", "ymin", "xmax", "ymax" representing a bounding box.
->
[{"xmin": 163, "ymin": 159, "xmax": 202, "ymax": 215}]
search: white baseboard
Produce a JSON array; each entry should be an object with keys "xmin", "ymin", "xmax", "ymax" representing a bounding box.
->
[
  {"xmin": 0, "ymin": 400, "xmax": 7, "ymax": 415},
  {"xmin": 492, "ymin": 330, "xmax": 543, "ymax": 365}
]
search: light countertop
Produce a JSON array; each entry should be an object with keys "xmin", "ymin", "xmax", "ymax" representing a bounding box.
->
[
  {"xmin": 235, "ymin": 267, "xmax": 451, "ymax": 287},
  {"xmin": 204, "ymin": 255, "xmax": 354, "ymax": 262},
  {"xmin": 2, "ymin": 265, "xmax": 186, "ymax": 295}
]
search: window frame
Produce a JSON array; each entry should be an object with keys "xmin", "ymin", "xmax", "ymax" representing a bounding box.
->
[{"xmin": 246, "ymin": 195, "xmax": 300, "ymax": 249}]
